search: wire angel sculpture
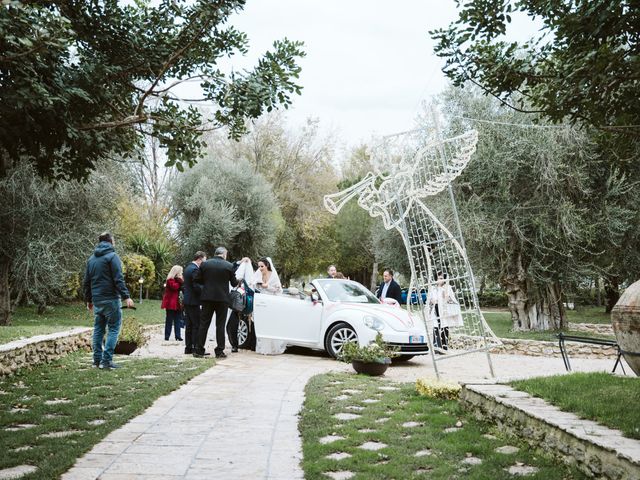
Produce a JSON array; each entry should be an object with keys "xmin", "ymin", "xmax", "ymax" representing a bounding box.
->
[{"xmin": 324, "ymin": 128, "xmax": 498, "ymax": 378}]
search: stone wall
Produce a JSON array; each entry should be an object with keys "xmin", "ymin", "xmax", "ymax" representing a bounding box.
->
[
  {"xmin": 568, "ymin": 322, "xmax": 614, "ymax": 336},
  {"xmin": 0, "ymin": 328, "xmax": 92, "ymax": 376},
  {"xmin": 460, "ymin": 384, "xmax": 640, "ymax": 480},
  {"xmin": 450, "ymin": 335, "xmax": 618, "ymax": 359}
]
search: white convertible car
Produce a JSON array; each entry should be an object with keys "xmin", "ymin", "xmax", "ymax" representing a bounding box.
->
[{"xmin": 236, "ymin": 279, "xmax": 430, "ymax": 360}]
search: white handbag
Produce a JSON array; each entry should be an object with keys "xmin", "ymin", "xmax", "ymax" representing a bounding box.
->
[{"xmin": 442, "ymin": 301, "xmax": 464, "ymax": 328}]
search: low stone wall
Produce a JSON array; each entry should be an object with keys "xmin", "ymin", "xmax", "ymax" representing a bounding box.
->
[
  {"xmin": 460, "ymin": 384, "xmax": 640, "ymax": 480},
  {"xmin": 0, "ymin": 328, "xmax": 92, "ymax": 376},
  {"xmin": 568, "ymin": 322, "xmax": 614, "ymax": 336},
  {"xmin": 450, "ymin": 335, "xmax": 618, "ymax": 358}
]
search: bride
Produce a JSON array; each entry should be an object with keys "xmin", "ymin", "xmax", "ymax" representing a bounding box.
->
[{"xmin": 252, "ymin": 257, "xmax": 286, "ymax": 354}]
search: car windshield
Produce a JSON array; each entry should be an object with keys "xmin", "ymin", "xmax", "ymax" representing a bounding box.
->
[{"xmin": 316, "ymin": 280, "xmax": 380, "ymax": 304}]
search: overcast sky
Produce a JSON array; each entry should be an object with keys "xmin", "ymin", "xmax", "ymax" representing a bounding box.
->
[{"xmin": 183, "ymin": 1, "xmax": 540, "ymax": 151}]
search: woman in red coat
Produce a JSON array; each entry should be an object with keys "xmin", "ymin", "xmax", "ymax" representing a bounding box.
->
[{"xmin": 162, "ymin": 265, "xmax": 184, "ymax": 341}]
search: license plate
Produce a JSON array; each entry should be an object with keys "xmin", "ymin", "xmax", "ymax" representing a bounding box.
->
[{"xmin": 409, "ymin": 335, "xmax": 424, "ymax": 344}]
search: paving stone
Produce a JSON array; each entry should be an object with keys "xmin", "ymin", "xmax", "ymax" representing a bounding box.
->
[
  {"xmin": 11, "ymin": 446, "xmax": 33, "ymax": 453},
  {"xmin": 44, "ymin": 414, "xmax": 65, "ymax": 419},
  {"xmin": 323, "ymin": 472, "xmax": 354, "ymax": 480},
  {"xmin": 333, "ymin": 413, "xmax": 360, "ymax": 421},
  {"xmin": 362, "ymin": 398, "xmax": 379, "ymax": 404},
  {"xmin": 358, "ymin": 428, "xmax": 376, "ymax": 433},
  {"xmin": 345, "ymin": 405, "xmax": 364, "ymax": 411},
  {"xmin": 455, "ymin": 420, "xmax": 463, "ymax": 427},
  {"xmin": 319, "ymin": 435, "xmax": 345, "ymax": 445},
  {"xmin": 325, "ymin": 452, "xmax": 352, "ymax": 461},
  {"xmin": 496, "ymin": 445, "xmax": 519, "ymax": 454},
  {"xmin": 45, "ymin": 398, "xmax": 71, "ymax": 405},
  {"xmin": 463, "ymin": 456, "xmax": 482, "ymax": 465},
  {"xmin": 482, "ymin": 433, "xmax": 497, "ymax": 440},
  {"xmin": 40, "ymin": 430, "xmax": 83, "ymax": 438},
  {"xmin": 414, "ymin": 467, "xmax": 433, "ymax": 474},
  {"xmin": 358, "ymin": 441, "xmax": 387, "ymax": 451},
  {"xmin": 137, "ymin": 375, "xmax": 159, "ymax": 380},
  {"xmin": 9, "ymin": 408, "xmax": 29, "ymax": 413},
  {"xmin": 444, "ymin": 427, "xmax": 460, "ymax": 433},
  {"xmin": 402, "ymin": 421, "xmax": 423, "ymax": 428},
  {"xmin": 375, "ymin": 417, "xmax": 390, "ymax": 423},
  {"xmin": 341, "ymin": 389, "xmax": 362, "ymax": 395},
  {"xmin": 506, "ymin": 464, "xmax": 539, "ymax": 476},
  {"xmin": 88, "ymin": 419, "xmax": 106, "ymax": 426},
  {"xmin": 415, "ymin": 449, "xmax": 432, "ymax": 457},
  {"xmin": 0, "ymin": 465, "xmax": 38, "ymax": 479},
  {"xmin": 378, "ymin": 386, "xmax": 399, "ymax": 391},
  {"xmin": 334, "ymin": 395, "xmax": 349, "ymax": 401},
  {"xmin": 5, "ymin": 424, "xmax": 36, "ymax": 431}
]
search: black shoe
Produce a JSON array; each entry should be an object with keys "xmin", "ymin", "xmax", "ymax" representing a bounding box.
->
[
  {"xmin": 176, "ymin": 338, "xmax": 183, "ymax": 341},
  {"xmin": 231, "ymin": 347, "xmax": 238, "ymax": 353},
  {"xmin": 204, "ymin": 352, "xmax": 211, "ymax": 356},
  {"xmin": 185, "ymin": 349, "xmax": 193, "ymax": 354},
  {"xmin": 192, "ymin": 353, "xmax": 204, "ymax": 358},
  {"xmin": 215, "ymin": 352, "xmax": 227, "ymax": 359},
  {"xmin": 99, "ymin": 362, "xmax": 120, "ymax": 369}
]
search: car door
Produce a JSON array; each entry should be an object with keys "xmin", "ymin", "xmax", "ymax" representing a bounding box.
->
[{"xmin": 253, "ymin": 292, "xmax": 323, "ymax": 346}]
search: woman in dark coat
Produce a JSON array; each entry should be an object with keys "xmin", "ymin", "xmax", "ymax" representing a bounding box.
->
[{"xmin": 161, "ymin": 265, "xmax": 184, "ymax": 341}]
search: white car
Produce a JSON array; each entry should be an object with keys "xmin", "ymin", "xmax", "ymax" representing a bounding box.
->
[{"xmin": 237, "ymin": 278, "xmax": 430, "ymax": 360}]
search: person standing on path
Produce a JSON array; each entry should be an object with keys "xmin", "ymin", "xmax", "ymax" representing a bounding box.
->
[
  {"xmin": 194, "ymin": 246, "xmax": 238, "ymax": 358},
  {"xmin": 376, "ymin": 268, "xmax": 403, "ymax": 305},
  {"xmin": 83, "ymin": 232, "xmax": 134, "ymax": 369},
  {"xmin": 161, "ymin": 265, "xmax": 184, "ymax": 342},
  {"xmin": 182, "ymin": 251, "xmax": 206, "ymax": 355}
]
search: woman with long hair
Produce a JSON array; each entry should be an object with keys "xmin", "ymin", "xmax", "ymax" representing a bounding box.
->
[
  {"xmin": 161, "ymin": 265, "xmax": 184, "ymax": 341},
  {"xmin": 254, "ymin": 257, "xmax": 282, "ymax": 294}
]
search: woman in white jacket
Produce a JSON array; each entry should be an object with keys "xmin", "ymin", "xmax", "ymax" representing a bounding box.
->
[{"xmin": 428, "ymin": 271, "xmax": 463, "ymax": 351}]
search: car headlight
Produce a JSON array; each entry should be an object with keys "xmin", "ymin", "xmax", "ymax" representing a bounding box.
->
[{"xmin": 363, "ymin": 315, "xmax": 385, "ymax": 331}]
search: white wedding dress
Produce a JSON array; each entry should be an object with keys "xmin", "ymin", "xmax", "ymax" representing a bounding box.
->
[{"xmin": 252, "ymin": 257, "xmax": 287, "ymax": 355}]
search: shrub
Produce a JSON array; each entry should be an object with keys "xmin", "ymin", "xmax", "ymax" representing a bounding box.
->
[
  {"xmin": 416, "ymin": 378, "xmax": 461, "ymax": 399},
  {"xmin": 338, "ymin": 333, "xmax": 399, "ymax": 364},
  {"xmin": 477, "ymin": 289, "xmax": 508, "ymax": 308},
  {"xmin": 121, "ymin": 253, "xmax": 155, "ymax": 298},
  {"xmin": 118, "ymin": 317, "xmax": 149, "ymax": 346}
]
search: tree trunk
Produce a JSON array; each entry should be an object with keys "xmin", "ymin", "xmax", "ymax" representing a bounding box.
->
[
  {"xmin": 0, "ymin": 255, "xmax": 12, "ymax": 325},
  {"xmin": 604, "ymin": 276, "xmax": 620, "ymax": 313},
  {"xmin": 370, "ymin": 261, "xmax": 378, "ymax": 292},
  {"xmin": 595, "ymin": 276, "xmax": 602, "ymax": 307},
  {"xmin": 478, "ymin": 275, "xmax": 486, "ymax": 297}
]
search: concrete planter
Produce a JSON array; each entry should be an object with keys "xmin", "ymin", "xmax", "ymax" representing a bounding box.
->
[{"xmin": 612, "ymin": 278, "xmax": 640, "ymax": 376}]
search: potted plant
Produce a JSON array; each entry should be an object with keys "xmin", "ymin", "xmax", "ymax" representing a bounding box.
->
[
  {"xmin": 338, "ymin": 333, "xmax": 399, "ymax": 376},
  {"xmin": 114, "ymin": 317, "xmax": 149, "ymax": 355}
]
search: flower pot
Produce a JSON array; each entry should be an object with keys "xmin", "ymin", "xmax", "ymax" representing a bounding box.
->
[
  {"xmin": 352, "ymin": 360, "xmax": 388, "ymax": 376},
  {"xmin": 612, "ymin": 279, "xmax": 640, "ymax": 376},
  {"xmin": 114, "ymin": 340, "xmax": 138, "ymax": 355}
]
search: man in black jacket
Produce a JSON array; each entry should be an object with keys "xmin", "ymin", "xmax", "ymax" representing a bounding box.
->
[
  {"xmin": 376, "ymin": 269, "xmax": 403, "ymax": 305},
  {"xmin": 182, "ymin": 251, "xmax": 207, "ymax": 355},
  {"xmin": 83, "ymin": 232, "xmax": 134, "ymax": 369},
  {"xmin": 194, "ymin": 246, "xmax": 238, "ymax": 358}
]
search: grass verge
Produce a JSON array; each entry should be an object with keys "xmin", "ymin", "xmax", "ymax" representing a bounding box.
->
[
  {"xmin": 512, "ymin": 372, "xmax": 640, "ymax": 440},
  {"xmin": 483, "ymin": 311, "xmax": 613, "ymax": 342},
  {"xmin": 0, "ymin": 351, "xmax": 213, "ymax": 479},
  {"xmin": 1, "ymin": 300, "xmax": 163, "ymax": 344},
  {"xmin": 300, "ymin": 373, "xmax": 586, "ymax": 479}
]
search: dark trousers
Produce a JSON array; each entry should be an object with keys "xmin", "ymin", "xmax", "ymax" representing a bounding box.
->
[
  {"xmin": 227, "ymin": 311, "xmax": 239, "ymax": 348},
  {"xmin": 164, "ymin": 309, "xmax": 182, "ymax": 340},
  {"xmin": 184, "ymin": 304, "xmax": 201, "ymax": 353},
  {"xmin": 432, "ymin": 304, "xmax": 449, "ymax": 350},
  {"xmin": 197, "ymin": 301, "xmax": 228, "ymax": 355}
]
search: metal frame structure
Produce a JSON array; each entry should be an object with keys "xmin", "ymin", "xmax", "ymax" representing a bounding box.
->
[{"xmin": 324, "ymin": 109, "xmax": 499, "ymax": 379}]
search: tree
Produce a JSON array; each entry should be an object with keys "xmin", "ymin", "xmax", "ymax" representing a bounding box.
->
[
  {"xmin": 0, "ymin": 163, "xmax": 122, "ymax": 324},
  {"xmin": 171, "ymin": 153, "xmax": 279, "ymax": 262},
  {"xmin": 1, "ymin": 0, "xmax": 305, "ymax": 181},
  {"xmin": 430, "ymin": 0, "xmax": 640, "ymax": 135}
]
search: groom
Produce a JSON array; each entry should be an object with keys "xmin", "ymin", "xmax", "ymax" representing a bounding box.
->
[{"xmin": 194, "ymin": 246, "xmax": 238, "ymax": 358}]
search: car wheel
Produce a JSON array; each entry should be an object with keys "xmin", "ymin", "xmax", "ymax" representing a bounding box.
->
[
  {"xmin": 392, "ymin": 355, "xmax": 415, "ymax": 363},
  {"xmin": 325, "ymin": 322, "xmax": 358, "ymax": 358},
  {"xmin": 238, "ymin": 315, "xmax": 256, "ymax": 351}
]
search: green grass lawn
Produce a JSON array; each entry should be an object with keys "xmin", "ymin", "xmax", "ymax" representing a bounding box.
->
[
  {"xmin": 565, "ymin": 306, "xmax": 611, "ymax": 325},
  {"xmin": 483, "ymin": 310, "xmax": 613, "ymax": 342},
  {"xmin": 300, "ymin": 373, "xmax": 586, "ymax": 479},
  {"xmin": 0, "ymin": 351, "xmax": 214, "ymax": 479},
  {"xmin": 0, "ymin": 300, "xmax": 164, "ymax": 344},
  {"xmin": 512, "ymin": 372, "xmax": 640, "ymax": 440}
]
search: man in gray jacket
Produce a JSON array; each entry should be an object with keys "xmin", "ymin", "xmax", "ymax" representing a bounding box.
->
[{"xmin": 83, "ymin": 232, "xmax": 134, "ymax": 369}]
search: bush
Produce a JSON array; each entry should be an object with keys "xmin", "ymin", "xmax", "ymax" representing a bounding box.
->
[
  {"xmin": 121, "ymin": 254, "xmax": 155, "ymax": 298},
  {"xmin": 477, "ymin": 289, "xmax": 508, "ymax": 308},
  {"xmin": 338, "ymin": 333, "xmax": 399, "ymax": 364},
  {"xmin": 416, "ymin": 378, "xmax": 461, "ymax": 399},
  {"xmin": 118, "ymin": 317, "xmax": 149, "ymax": 346}
]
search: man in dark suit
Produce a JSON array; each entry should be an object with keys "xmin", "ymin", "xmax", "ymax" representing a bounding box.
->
[
  {"xmin": 376, "ymin": 268, "xmax": 403, "ymax": 305},
  {"xmin": 194, "ymin": 246, "xmax": 238, "ymax": 358},
  {"xmin": 182, "ymin": 251, "xmax": 207, "ymax": 355}
]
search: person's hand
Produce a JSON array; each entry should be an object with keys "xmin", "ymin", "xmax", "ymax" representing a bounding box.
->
[
  {"xmin": 125, "ymin": 298, "xmax": 135, "ymax": 308},
  {"xmin": 87, "ymin": 302, "xmax": 93, "ymax": 311},
  {"xmin": 241, "ymin": 257, "xmax": 251, "ymax": 264}
]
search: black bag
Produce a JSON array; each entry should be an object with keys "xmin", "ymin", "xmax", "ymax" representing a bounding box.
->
[{"xmin": 229, "ymin": 287, "xmax": 245, "ymax": 313}]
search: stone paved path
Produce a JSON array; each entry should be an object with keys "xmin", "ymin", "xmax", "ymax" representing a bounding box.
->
[{"xmin": 60, "ymin": 326, "xmax": 628, "ymax": 479}]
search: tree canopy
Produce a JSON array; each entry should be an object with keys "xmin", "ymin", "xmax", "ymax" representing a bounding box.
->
[
  {"xmin": 430, "ymin": 0, "xmax": 639, "ymax": 134},
  {"xmin": 0, "ymin": 0, "xmax": 305, "ymax": 180}
]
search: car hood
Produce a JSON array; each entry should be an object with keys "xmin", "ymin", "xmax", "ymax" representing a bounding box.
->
[{"xmin": 334, "ymin": 303, "xmax": 425, "ymax": 332}]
